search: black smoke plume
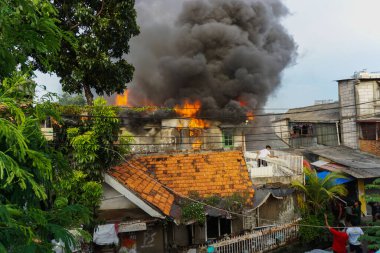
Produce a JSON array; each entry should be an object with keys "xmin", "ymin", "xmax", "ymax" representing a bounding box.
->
[{"xmin": 127, "ymin": 0, "xmax": 296, "ymax": 123}]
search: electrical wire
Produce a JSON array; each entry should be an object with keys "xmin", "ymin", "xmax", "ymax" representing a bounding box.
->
[
  {"xmin": 58, "ymin": 99, "xmax": 380, "ymax": 120},
  {"xmin": 47, "ymin": 128, "xmax": 361, "ymax": 146},
  {"xmin": 43, "ymin": 109, "xmax": 379, "ymax": 141}
]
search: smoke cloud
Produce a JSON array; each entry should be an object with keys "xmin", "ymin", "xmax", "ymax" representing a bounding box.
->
[{"xmin": 128, "ymin": 0, "xmax": 296, "ymax": 123}]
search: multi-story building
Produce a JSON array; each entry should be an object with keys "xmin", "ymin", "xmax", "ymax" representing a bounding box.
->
[
  {"xmin": 272, "ymin": 102, "xmax": 340, "ymax": 148},
  {"xmin": 337, "ymin": 71, "xmax": 380, "ymax": 155}
]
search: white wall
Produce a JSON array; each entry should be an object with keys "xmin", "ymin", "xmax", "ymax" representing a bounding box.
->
[
  {"xmin": 99, "ymin": 183, "xmax": 138, "ymax": 210},
  {"xmin": 273, "ymin": 119, "xmax": 290, "ymax": 144},
  {"xmin": 338, "ymin": 80, "xmax": 359, "ymax": 149}
]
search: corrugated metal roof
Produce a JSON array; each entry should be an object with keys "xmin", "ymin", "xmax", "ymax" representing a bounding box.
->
[
  {"xmin": 305, "ymin": 146, "xmax": 380, "ymax": 178},
  {"xmin": 274, "ymin": 102, "xmax": 340, "ymax": 123}
]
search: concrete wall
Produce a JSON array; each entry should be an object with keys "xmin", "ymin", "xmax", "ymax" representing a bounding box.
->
[
  {"xmin": 338, "ymin": 78, "xmax": 380, "ymax": 149},
  {"xmin": 257, "ymin": 194, "xmax": 298, "ymax": 227},
  {"xmin": 99, "ymin": 183, "xmax": 138, "ymax": 210},
  {"xmin": 242, "ymin": 194, "xmax": 299, "ymax": 229},
  {"xmin": 123, "ymin": 119, "xmax": 245, "ymax": 152},
  {"xmin": 355, "ymin": 80, "xmax": 380, "ymax": 117},
  {"xmin": 118, "ymin": 223, "xmax": 165, "ymax": 253},
  {"xmin": 338, "ymin": 80, "xmax": 359, "ymax": 149},
  {"xmin": 273, "ymin": 119, "xmax": 290, "ymax": 144}
]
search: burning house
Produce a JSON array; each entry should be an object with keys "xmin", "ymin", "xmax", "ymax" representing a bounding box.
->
[
  {"xmin": 96, "ymin": 0, "xmax": 300, "ymax": 252},
  {"xmin": 106, "ymin": 0, "xmax": 297, "ymax": 154}
]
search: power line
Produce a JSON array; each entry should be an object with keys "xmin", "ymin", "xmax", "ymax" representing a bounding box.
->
[
  {"xmin": 58, "ymin": 99, "xmax": 380, "ymax": 120},
  {"xmin": 50, "ymin": 129, "xmax": 357, "ymax": 146}
]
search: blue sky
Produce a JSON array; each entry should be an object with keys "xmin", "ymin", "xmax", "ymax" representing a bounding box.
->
[
  {"xmin": 35, "ymin": 0, "xmax": 380, "ymax": 111},
  {"xmin": 267, "ymin": 0, "xmax": 380, "ymax": 111}
]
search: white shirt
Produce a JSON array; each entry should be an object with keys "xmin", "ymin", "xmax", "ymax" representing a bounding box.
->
[
  {"xmin": 258, "ymin": 149, "xmax": 271, "ymax": 159},
  {"xmin": 346, "ymin": 227, "xmax": 364, "ymax": 245}
]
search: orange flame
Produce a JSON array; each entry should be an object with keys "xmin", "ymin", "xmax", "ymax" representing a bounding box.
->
[
  {"xmin": 115, "ymin": 90, "xmax": 129, "ymax": 106},
  {"xmin": 174, "ymin": 100, "xmax": 209, "ymax": 129},
  {"xmin": 246, "ymin": 111, "xmax": 254, "ymax": 121},
  {"xmin": 174, "ymin": 100, "xmax": 208, "ymax": 149}
]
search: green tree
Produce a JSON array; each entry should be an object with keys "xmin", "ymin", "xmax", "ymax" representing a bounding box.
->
[
  {"xmin": 46, "ymin": 0, "xmax": 140, "ymax": 104},
  {"xmin": 292, "ymin": 168, "xmax": 348, "ymax": 243},
  {"xmin": 0, "ymin": 0, "xmax": 67, "ymax": 80},
  {"xmin": 0, "ymin": 74, "xmax": 90, "ymax": 252},
  {"xmin": 361, "ymin": 179, "xmax": 380, "ymax": 250},
  {"xmin": 55, "ymin": 97, "xmax": 133, "ymax": 237},
  {"xmin": 58, "ymin": 92, "xmax": 86, "ymax": 106},
  {"xmin": 292, "ymin": 168, "xmax": 348, "ymax": 213},
  {"xmin": 63, "ymin": 97, "xmax": 133, "ymax": 179}
]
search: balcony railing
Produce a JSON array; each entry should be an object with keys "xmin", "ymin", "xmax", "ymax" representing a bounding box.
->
[{"xmin": 244, "ymin": 151, "xmax": 303, "ymax": 178}]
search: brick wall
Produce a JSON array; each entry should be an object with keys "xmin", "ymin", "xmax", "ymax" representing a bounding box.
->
[{"xmin": 359, "ymin": 139, "xmax": 380, "ymax": 156}]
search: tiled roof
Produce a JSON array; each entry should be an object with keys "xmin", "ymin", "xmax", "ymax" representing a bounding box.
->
[
  {"xmin": 108, "ymin": 150, "xmax": 254, "ymax": 217},
  {"xmin": 109, "ymin": 161, "xmax": 174, "ymax": 216}
]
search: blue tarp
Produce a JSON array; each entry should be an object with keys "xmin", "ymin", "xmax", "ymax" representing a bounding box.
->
[{"xmin": 317, "ymin": 171, "xmax": 353, "ymax": 185}]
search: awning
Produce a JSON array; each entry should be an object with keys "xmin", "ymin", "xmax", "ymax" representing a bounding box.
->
[
  {"xmin": 311, "ymin": 160, "xmax": 371, "ymax": 179},
  {"xmin": 317, "ymin": 171, "xmax": 353, "ymax": 185}
]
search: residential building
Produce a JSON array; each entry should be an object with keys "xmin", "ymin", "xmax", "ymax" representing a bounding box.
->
[
  {"xmin": 337, "ymin": 71, "xmax": 380, "ymax": 155},
  {"xmin": 99, "ymin": 150, "xmax": 255, "ymax": 252},
  {"xmin": 272, "ymin": 102, "xmax": 340, "ymax": 148},
  {"xmin": 304, "ymin": 146, "xmax": 380, "ymax": 215},
  {"xmin": 121, "ymin": 118, "xmax": 246, "ymax": 153},
  {"xmin": 98, "ymin": 149, "xmax": 302, "ymax": 252}
]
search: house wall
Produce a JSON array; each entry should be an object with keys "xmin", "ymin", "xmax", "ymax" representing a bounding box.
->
[
  {"xmin": 338, "ymin": 80, "xmax": 359, "ymax": 149},
  {"xmin": 355, "ymin": 79, "xmax": 380, "ymax": 118},
  {"xmin": 257, "ymin": 194, "xmax": 298, "ymax": 227},
  {"xmin": 242, "ymin": 194, "xmax": 299, "ymax": 229},
  {"xmin": 119, "ymin": 223, "xmax": 165, "ymax": 253},
  {"xmin": 231, "ymin": 217, "xmax": 244, "ymax": 234},
  {"xmin": 315, "ymin": 123, "xmax": 339, "ymax": 146},
  {"xmin": 169, "ymin": 224, "xmax": 190, "ymax": 248},
  {"xmin": 242, "ymin": 209, "xmax": 257, "ymax": 230},
  {"xmin": 193, "ymin": 223, "xmax": 206, "ymax": 244},
  {"xmin": 100, "ymin": 184, "xmax": 138, "ymax": 210},
  {"xmin": 338, "ymin": 78, "xmax": 380, "ymax": 149},
  {"xmin": 273, "ymin": 119, "xmax": 290, "ymax": 144},
  {"xmin": 123, "ymin": 119, "xmax": 245, "ymax": 153}
]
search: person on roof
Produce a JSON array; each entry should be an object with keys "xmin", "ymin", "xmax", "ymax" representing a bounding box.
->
[
  {"xmin": 324, "ymin": 213, "xmax": 348, "ymax": 253},
  {"xmin": 256, "ymin": 145, "xmax": 277, "ymax": 167}
]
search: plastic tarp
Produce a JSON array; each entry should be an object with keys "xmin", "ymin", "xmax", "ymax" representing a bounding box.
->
[{"xmin": 317, "ymin": 171, "xmax": 353, "ymax": 185}]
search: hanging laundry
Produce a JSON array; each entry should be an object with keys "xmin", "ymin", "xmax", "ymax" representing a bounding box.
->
[{"xmin": 93, "ymin": 224, "xmax": 119, "ymax": 245}]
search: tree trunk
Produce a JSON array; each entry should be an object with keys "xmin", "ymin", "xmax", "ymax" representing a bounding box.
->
[{"xmin": 83, "ymin": 83, "xmax": 94, "ymax": 105}]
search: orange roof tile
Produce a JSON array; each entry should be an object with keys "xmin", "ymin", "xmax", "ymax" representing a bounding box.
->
[
  {"xmin": 108, "ymin": 150, "xmax": 254, "ymax": 217},
  {"xmin": 109, "ymin": 162, "xmax": 175, "ymax": 216}
]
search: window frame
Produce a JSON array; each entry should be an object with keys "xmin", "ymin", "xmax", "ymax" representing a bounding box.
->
[{"xmin": 222, "ymin": 129, "xmax": 234, "ymax": 148}]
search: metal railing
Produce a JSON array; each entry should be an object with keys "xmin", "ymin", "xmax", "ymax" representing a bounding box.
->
[{"xmin": 206, "ymin": 221, "xmax": 299, "ymax": 253}]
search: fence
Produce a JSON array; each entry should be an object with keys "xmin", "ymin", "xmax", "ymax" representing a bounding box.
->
[{"xmin": 207, "ymin": 221, "xmax": 299, "ymax": 253}]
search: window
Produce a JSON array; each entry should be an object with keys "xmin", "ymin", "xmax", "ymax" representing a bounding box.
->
[
  {"xmin": 223, "ymin": 130, "xmax": 234, "ymax": 147},
  {"xmin": 291, "ymin": 124, "xmax": 313, "ymax": 137},
  {"xmin": 206, "ymin": 217, "xmax": 219, "ymax": 240},
  {"xmin": 206, "ymin": 217, "xmax": 232, "ymax": 240},
  {"xmin": 359, "ymin": 123, "xmax": 377, "ymax": 140}
]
